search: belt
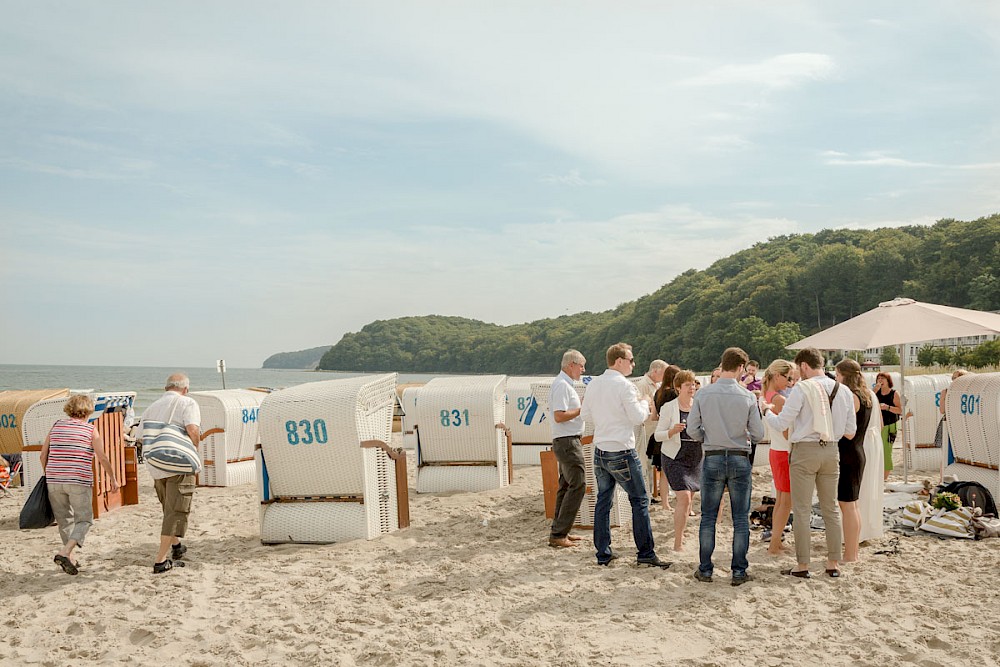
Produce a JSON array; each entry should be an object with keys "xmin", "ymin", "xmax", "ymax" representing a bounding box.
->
[
  {"xmin": 703, "ymin": 449, "xmax": 749, "ymax": 457},
  {"xmin": 553, "ymin": 435, "xmax": 582, "ymax": 441},
  {"xmin": 793, "ymin": 440, "xmax": 834, "ymax": 446}
]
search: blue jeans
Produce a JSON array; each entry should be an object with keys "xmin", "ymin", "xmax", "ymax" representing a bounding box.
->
[
  {"xmin": 698, "ymin": 453, "xmax": 752, "ymax": 578},
  {"xmin": 594, "ymin": 448, "xmax": 655, "ymax": 563}
]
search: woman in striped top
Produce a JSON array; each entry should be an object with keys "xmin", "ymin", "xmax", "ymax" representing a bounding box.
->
[{"xmin": 40, "ymin": 394, "xmax": 119, "ymax": 575}]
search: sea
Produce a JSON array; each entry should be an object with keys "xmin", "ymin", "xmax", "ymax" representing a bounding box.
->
[{"xmin": 0, "ymin": 365, "xmax": 442, "ymax": 414}]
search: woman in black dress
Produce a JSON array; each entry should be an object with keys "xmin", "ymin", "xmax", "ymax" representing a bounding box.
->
[
  {"xmin": 835, "ymin": 359, "xmax": 873, "ymax": 563},
  {"xmin": 653, "ymin": 369, "xmax": 701, "ymax": 552}
]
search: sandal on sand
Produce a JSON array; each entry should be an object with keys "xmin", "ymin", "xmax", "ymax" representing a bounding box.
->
[
  {"xmin": 153, "ymin": 559, "xmax": 186, "ymax": 574},
  {"xmin": 825, "ymin": 568, "xmax": 841, "ymax": 578},
  {"xmin": 781, "ymin": 568, "xmax": 810, "ymax": 579},
  {"xmin": 54, "ymin": 554, "xmax": 78, "ymax": 576}
]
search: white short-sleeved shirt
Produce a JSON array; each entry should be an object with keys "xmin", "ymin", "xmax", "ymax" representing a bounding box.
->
[
  {"xmin": 549, "ymin": 371, "xmax": 583, "ymax": 438},
  {"xmin": 141, "ymin": 391, "xmax": 201, "ymax": 480}
]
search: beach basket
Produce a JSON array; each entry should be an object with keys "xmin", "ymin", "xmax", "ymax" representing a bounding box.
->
[
  {"xmin": 891, "ymin": 374, "xmax": 951, "ymax": 472},
  {"xmin": 256, "ymin": 374, "xmax": 407, "ymax": 544},
  {"xmin": 190, "ymin": 388, "xmax": 268, "ymax": 487},
  {"xmin": 506, "ymin": 376, "xmax": 552, "ymax": 465},
  {"xmin": 944, "ymin": 372, "xmax": 1000, "ymax": 501},
  {"xmin": 399, "ymin": 385, "xmax": 420, "ymax": 450},
  {"xmin": 0, "ymin": 389, "xmax": 70, "ymax": 455},
  {"xmin": 19, "ymin": 391, "xmax": 137, "ymax": 519},
  {"xmin": 412, "ymin": 375, "xmax": 511, "ymax": 493},
  {"xmin": 531, "ymin": 380, "xmax": 628, "ymax": 530}
]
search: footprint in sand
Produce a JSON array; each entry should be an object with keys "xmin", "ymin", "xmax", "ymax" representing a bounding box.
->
[{"xmin": 129, "ymin": 628, "xmax": 156, "ymax": 646}]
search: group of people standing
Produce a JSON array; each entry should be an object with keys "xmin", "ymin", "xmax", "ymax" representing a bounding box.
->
[
  {"xmin": 547, "ymin": 342, "xmax": 882, "ymax": 585},
  {"xmin": 40, "ymin": 373, "xmax": 200, "ymax": 575}
]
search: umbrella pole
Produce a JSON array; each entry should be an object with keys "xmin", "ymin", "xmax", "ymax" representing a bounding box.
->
[{"xmin": 900, "ymin": 352, "xmax": 908, "ymax": 483}]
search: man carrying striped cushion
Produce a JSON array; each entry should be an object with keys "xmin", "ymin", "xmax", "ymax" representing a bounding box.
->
[{"xmin": 141, "ymin": 373, "xmax": 201, "ymax": 574}]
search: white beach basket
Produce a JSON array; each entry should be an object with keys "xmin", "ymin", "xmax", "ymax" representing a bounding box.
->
[
  {"xmin": 256, "ymin": 374, "xmax": 407, "ymax": 544},
  {"xmin": 413, "ymin": 375, "xmax": 511, "ymax": 493},
  {"xmin": 190, "ymin": 389, "xmax": 268, "ymax": 487}
]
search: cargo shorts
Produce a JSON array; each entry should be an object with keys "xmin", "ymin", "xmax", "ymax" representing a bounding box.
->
[{"xmin": 154, "ymin": 474, "xmax": 196, "ymax": 537}]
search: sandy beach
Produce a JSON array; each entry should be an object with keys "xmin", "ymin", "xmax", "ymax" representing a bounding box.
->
[{"xmin": 2, "ymin": 437, "xmax": 998, "ymax": 667}]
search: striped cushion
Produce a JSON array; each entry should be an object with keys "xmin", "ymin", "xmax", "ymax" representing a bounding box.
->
[{"xmin": 143, "ymin": 420, "xmax": 202, "ymax": 474}]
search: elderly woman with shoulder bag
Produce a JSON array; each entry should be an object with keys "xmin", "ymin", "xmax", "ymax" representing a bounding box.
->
[{"xmin": 40, "ymin": 394, "xmax": 119, "ymax": 575}]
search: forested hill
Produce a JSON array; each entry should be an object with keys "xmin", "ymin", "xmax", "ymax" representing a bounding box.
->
[
  {"xmin": 311, "ymin": 215, "xmax": 999, "ymax": 374},
  {"xmin": 262, "ymin": 345, "xmax": 332, "ymax": 369}
]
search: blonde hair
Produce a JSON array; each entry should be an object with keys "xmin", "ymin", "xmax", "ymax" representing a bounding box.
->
[
  {"xmin": 64, "ymin": 394, "xmax": 94, "ymax": 420},
  {"xmin": 761, "ymin": 359, "xmax": 794, "ymax": 395}
]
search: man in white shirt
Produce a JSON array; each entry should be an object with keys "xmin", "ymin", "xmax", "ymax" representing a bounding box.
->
[
  {"xmin": 141, "ymin": 373, "xmax": 201, "ymax": 574},
  {"xmin": 548, "ymin": 349, "xmax": 587, "ymax": 548},
  {"xmin": 581, "ymin": 343, "xmax": 670, "ymax": 568},
  {"xmin": 762, "ymin": 347, "xmax": 856, "ymax": 578}
]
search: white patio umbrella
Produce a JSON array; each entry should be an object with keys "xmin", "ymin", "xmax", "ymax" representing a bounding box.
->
[{"xmin": 787, "ymin": 297, "xmax": 1000, "ymax": 480}]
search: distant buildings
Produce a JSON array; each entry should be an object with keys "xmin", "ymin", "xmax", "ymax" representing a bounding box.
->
[{"xmin": 864, "ymin": 333, "xmax": 1000, "ymax": 366}]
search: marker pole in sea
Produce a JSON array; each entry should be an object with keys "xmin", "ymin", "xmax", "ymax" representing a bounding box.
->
[{"xmin": 217, "ymin": 359, "xmax": 227, "ymax": 389}]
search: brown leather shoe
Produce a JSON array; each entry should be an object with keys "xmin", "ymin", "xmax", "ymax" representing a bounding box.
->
[
  {"xmin": 566, "ymin": 534, "xmax": 584, "ymax": 542},
  {"xmin": 548, "ymin": 537, "xmax": 578, "ymax": 548}
]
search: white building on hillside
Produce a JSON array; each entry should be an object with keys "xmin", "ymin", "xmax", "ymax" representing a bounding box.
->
[{"xmin": 864, "ymin": 332, "xmax": 999, "ymax": 366}]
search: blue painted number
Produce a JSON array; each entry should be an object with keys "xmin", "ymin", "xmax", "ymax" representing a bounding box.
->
[
  {"xmin": 0, "ymin": 414, "xmax": 16, "ymax": 429},
  {"xmin": 242, "ymin": 408, "xmax": 259, "ymax": 424},
  {"xmin": 439, "ymin": 409, "xmax": 471, "ymax": 427},
  {"xmin": 285, "ymin": 419, "xmax": 329, "ymax": 445},
  {"xmin": 960, "ymin": 394, "xmax": 981, "ymax": 416}
]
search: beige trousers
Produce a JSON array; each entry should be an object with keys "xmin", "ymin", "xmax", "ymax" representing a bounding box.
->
[{"xmin": 789, "ymin": 441, "xmax": 843, "ymax": 565}]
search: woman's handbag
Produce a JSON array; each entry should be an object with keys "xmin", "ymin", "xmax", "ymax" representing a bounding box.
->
[
  {"xmin": 19, "ymin": 475, "xmax": 55, "ymax": 529},
  {"xmin": 934, "ymin": 417, "xmax": 946, "ymax": 449},
  {"xmin": 143, "ymin": 397, "xmax": 202, "ymax": 475}
]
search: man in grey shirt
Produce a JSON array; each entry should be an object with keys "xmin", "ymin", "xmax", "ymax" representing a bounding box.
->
[{"xmin": 686, "ymin": 347, "xmax": 764, "ymax": 586}]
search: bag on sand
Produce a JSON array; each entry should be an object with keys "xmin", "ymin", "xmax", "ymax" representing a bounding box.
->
[
  {"xmin": 898, "ymin": 500, "xmax": 931, "ymax": 529},
  {"xmin": 19, "ymin": 475, "xmax": 55, "ymax": 529},
  {"xmin": 919, "ymin": 506, "xmax": 975, "ymax": 539},
  {"xmin": 971, "ymin": 511, "xmax": 1000, "ymax": 539},
  {"xmin": 934, "ymin": 480, "xmax": 997, "ymax": 517}
]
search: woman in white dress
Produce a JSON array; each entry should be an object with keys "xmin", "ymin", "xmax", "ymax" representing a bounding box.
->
[{"xmin": 856, "ymin": 378, "xmax": 885, "ymax": 545}]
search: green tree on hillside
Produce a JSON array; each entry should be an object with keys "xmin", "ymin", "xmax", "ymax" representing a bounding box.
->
[{"xmin": 306, "ymin": 215, "xmax": 1000, "ymax": 373}]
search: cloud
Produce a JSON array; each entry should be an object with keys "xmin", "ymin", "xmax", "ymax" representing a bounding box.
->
[
  {"xmin": 539, "ymin": 169, "xmax": 604, "ymax": 186},
  {"xmin": 678, "ymin": 53, "xmax": 836, "ymax": 89},
  {"xmin": 701, "ymin": 135, "xmax": 753, "ymax": 152},
  {"xmin": 822, "ymin": 151, "xmax": 1000, "ymax": 170},
  {"xmin": 0, "ymin": 157, "xmax": 134, "ymax": 180},
  {"xmin": 266, "ymin": 157, "xmax": 328, "ymax": 180}
]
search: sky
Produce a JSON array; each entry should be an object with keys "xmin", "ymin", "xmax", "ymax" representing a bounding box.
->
[{"xmin": 2, "ymin": 2, "xmax": 999, "ymax": 368}]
